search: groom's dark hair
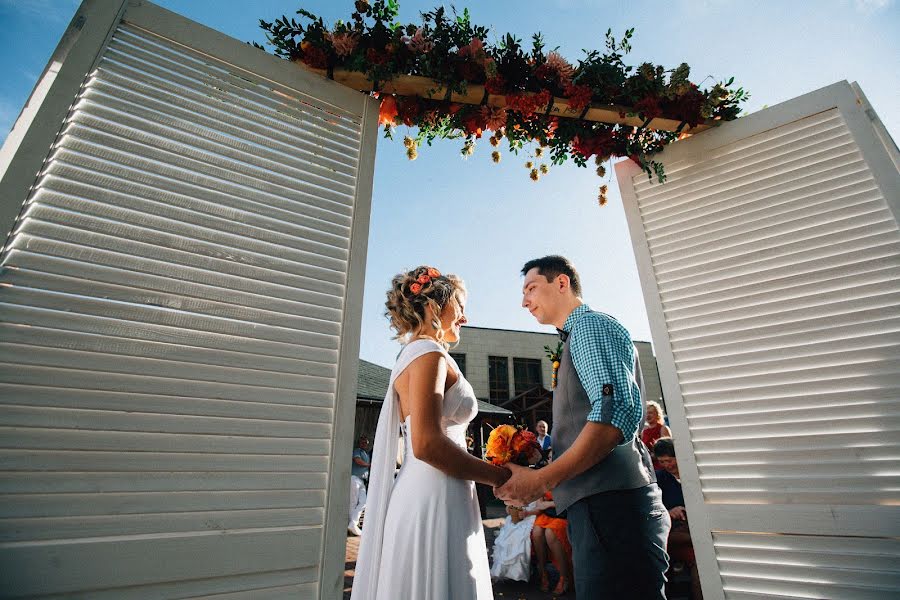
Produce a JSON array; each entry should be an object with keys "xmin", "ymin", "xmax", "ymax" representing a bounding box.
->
[{"xmin": 521, "ymin": 255, "xmax": 582, "ymax": 297}]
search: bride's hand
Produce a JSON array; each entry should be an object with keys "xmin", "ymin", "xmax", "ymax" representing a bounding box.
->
[{"xmin": 493, "ymin": 463, "xmax": 547, "ymax": 505}]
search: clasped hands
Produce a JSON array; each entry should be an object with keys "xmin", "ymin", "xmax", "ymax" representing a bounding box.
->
[{"xmin": 493, "ymin": 463, "xmax": 549, "ymax": 507}]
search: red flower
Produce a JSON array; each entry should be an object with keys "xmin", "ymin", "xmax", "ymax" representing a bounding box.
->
[
  {"xmin": 564, "ymin": 84, "xmax": 593, "ymax": 113},
  {"xmin": 299, "ymin": 42, "xmax": 328, "ymax": 69},
  {"xmin": 409, "ymin": 282, "xmax": 422, "ymax": 295},
  {"xmin": 534, "ymin": 63, "xmax": 556, "ymax": 83},
  {"xmin": 416, "ymin": 274, "xmax": 430, "ymax": 284},
  {"xmin": 484, "ymin": 76, "xmax": 506, "ymax": 95},
  {"xmin": 668, "ymin": 86, "xmax": 705, "ymax": 127},
  {"xmin": 505, "ymin": 90, "xmax": 552, "ymax": 116},
  {"xmin": 366, "ymin": 47, "xmax": 389, "ymax": 65},
  {"xmin": 634, "ymin": 95, "xmax": 663, "ymax": 121},
  {"xmin": 461, "ymin": 109, "xmax": 487, "ymax": 138},
  {"xmin": 572, "ymin": 129, "xmax": 615, "ymax": 159},
  {"xmin": 397, "ymin": 97, "xmax": 422, "ymax": 126},
  {"xmin": 426, "ymin": 267, "xmax": 441, "ymax": 278},
  {"xmin": 480, "ymin": 106, "xmax": 508, "ymax": 132},
  {"xmin": 458, "ymin": 60, "xmax": 486, "ymax": 84},
  {"xmin": 378, "ymin": 95, "xmax": 399, "ymax": 125}
]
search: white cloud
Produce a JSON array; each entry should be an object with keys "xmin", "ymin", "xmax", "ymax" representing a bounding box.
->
[{"xmin": 853, "ymin": 0, "xmax": 893, "ymax": 11}]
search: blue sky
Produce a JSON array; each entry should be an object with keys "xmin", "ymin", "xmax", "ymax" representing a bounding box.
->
[{"xmin": 1, "ymin": 0, "xmax": 897, "ymax": 367}]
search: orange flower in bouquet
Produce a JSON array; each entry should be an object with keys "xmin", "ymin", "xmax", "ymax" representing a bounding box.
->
[{"xmin": 485, "ymin": 424, "xmax": 543, "ymax": 467}]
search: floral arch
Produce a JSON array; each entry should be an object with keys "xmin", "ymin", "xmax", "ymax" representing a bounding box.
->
[{"xmin": 258, "ymin": 1, "xmax": 749, "ymax": 204}]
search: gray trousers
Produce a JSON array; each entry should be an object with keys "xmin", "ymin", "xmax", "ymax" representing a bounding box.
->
[{"xmin": 566, "ymin": 484, "xmax": 671, "ymax": 599}]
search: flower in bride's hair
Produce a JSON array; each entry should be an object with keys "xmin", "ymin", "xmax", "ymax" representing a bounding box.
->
[
  {"xmin": 409, "ymin": 282, "xmax": 423, "ymax": 295},
  {"xmin": 426, "ymin": 267, "xmax": 441, "ymax": 278},
  {"xmin": 417, "ymin": 273, "xmax": 430, "ymax": 284}
]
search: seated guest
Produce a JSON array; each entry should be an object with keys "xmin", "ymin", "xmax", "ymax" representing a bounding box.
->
[
  {"xmin": 642, "ymin": 401, "xmax": 671, "ymax": 469},
  {"xmin": 528, "ymin": 491, "xmax": 573, "ymax": 595},
  {"xmin": 490, "ymin": 500, "xmax": 539, "ymax": 582},
  {"xmin": 654, "ymin": 437, "xmax": 703, "ymax": 600}
]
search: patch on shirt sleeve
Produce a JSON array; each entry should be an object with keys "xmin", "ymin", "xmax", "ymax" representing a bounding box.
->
[{"xmin": 602, "ymin": 383, "xmax": 614, "ymax": 396}]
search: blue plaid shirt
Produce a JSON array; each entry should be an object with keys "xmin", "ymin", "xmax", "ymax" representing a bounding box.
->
[{"xmin": 563, "ymin": 304, "xmax": 642, "ymax": 445}]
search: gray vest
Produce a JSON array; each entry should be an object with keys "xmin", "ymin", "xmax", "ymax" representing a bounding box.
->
[{"xmin": 552, "ymin": 327, "xmax": 656, "ymax": 514}]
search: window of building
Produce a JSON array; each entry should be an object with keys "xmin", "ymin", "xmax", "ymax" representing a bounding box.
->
[
  {"xmin": 449, "ymin": 352, "xmax": 466, "ymax": 377},
  {"xmin": 513, "ymin": 357, "xmax": 543, "ymax": 395},
  {"xmin": 488, "ymin": 356, "xmax": 509, "ymax": 402}
]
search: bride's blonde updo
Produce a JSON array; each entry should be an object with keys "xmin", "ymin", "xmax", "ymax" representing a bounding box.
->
[{"xmin": 385, "ymin": 265, "xmax": 466, "ymax": 345}]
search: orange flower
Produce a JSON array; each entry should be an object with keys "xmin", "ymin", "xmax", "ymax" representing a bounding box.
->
[
  {"xmin": 511, "ymin": 429, "xmax": 537, "ymax": 453},
  {"xmin": 486, "ymin": 425, "xmax": 543, "ymax": 466},
  {"xmin": 409, "ymin": 282, "xmax": 422, "ymax": 295},
  {"xmin": 378, "ymin": 95, "xmax": 399, "ymax": 125},
  {"xmin": 485, "ymin": 424, "xmax": 516, "ymax": 466},
  {"xmin": 426, "ymin": 267, "xmax": 441, "ymax": 278},
  {"xmin": 417, "ymin": 274, "xmax": 430, "ymax": 284}
]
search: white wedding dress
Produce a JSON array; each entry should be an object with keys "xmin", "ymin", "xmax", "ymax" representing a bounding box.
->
[{"xmin": 351, "ymin": 339, "xmax": 493, "ymax": 600}]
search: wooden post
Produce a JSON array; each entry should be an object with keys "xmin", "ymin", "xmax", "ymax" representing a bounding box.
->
[{"xmin": 298, "ymin": 65, "xmax": 714, "ymax": 133}]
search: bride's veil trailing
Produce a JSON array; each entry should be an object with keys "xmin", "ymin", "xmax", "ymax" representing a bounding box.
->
[{"xmin": 349, "ymin": 340, "xmax": 444, "ymax": 600}]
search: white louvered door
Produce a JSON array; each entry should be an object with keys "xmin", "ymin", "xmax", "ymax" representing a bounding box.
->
[
  {"xmin": 616, "ymin": 81, "xmax": 900, "ymax": 600},
  {"xmin": 0, "ymin": 1, "xmax": 377, "ymax": 598}
]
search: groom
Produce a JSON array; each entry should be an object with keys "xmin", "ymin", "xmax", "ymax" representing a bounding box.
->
[{"xmin": 495, "ymin": 255, "xmax": 671, "ymax": 599}]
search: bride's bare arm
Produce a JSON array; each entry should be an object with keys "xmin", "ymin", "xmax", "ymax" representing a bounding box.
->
[{"xmin": 399, "ymin": 352, "xmax": 510, "ymax": 487}]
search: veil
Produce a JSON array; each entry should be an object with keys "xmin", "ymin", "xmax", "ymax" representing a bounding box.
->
[{"xmin": 349, "ymin": 339, "xmax": 446, "ymax": 600}]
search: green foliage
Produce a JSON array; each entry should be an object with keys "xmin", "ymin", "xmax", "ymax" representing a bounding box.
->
[{"xmin": 258, "ymin": 3, "xmax": 748, "ymax": 186}]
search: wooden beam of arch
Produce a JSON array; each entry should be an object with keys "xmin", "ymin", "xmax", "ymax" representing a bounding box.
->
[{"xmin": 300, "ymin": 65, "xmax": 715, "ymax": 133}]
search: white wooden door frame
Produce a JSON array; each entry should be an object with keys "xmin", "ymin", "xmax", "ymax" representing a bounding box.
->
[
  {"xmin": 0, "ymin": 0, "xmax": 129, "ymax": 250},
  {"xmin": 617, "ymin": 80, "xmax": 900, "ymax": 599},
  {"xmin": 0, "ymin": 1, "xmax": 377, "ymax": 597}
]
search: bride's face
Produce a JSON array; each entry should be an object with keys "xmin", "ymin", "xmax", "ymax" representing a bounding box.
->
[{"xmin": 438, "ymin": 293, "xmax": 467, "ymax": 343}]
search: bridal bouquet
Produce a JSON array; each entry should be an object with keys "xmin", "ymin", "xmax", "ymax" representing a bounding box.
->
[{"xmin": 485, "ymin": 424, "xmax": 543, "ymax": 467}]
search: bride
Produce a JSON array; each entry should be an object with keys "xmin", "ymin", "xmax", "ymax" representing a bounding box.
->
[{"xmin": 350, "ymin": 266, "xmax": 510, "ymax": 600}]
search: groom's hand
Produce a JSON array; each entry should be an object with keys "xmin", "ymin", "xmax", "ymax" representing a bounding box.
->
[{"xmin": 493, "ymin": 463, "xmax": 548, "ymax": 505}]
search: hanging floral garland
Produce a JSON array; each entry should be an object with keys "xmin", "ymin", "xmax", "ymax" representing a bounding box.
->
[{"xmin": 258, "ymin": 1, "xmax": 748, "ymax": 201}]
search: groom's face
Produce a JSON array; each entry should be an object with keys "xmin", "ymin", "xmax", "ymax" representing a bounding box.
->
[{"xmin": 521, "ymin": 267, "xmax": 560, "ymax": 325}]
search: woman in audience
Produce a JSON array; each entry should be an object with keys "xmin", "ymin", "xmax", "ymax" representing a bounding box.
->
[
  {"xmin": 526, "ymin": 491, "xmax": 573, "ymax": 595},
  {"xmin": 653, "ymin": 437, "xmax": 702, "ymax": 600},
  {"xmin": 642, "ymin": 401, "xmax": 671, "ymax": 469}
]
